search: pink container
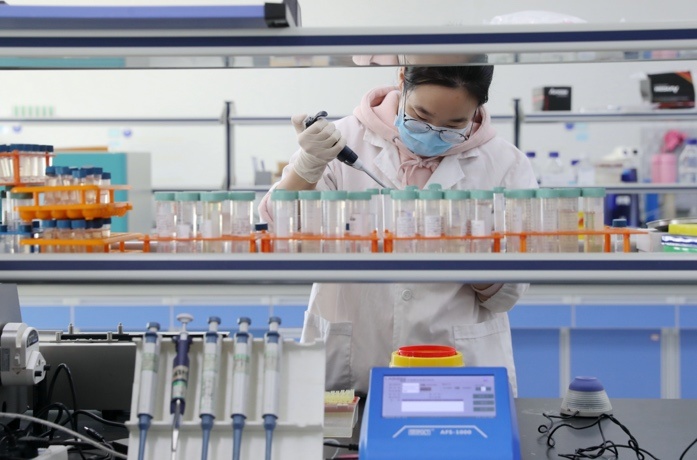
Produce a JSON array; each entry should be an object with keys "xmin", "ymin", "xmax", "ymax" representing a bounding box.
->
[{"xmin": 651, "ymin": 153, "xmax": 677, "ymax": 183}]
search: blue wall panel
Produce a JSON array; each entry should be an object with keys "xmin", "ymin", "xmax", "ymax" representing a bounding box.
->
[
  {"xmin": 575, "ymin": 305, "xmax": 675, "ymax": 329},
  {"xmin": 680, "ymin": 305, "xmax": 697, "ymax": 329},
  {"xmin": 173, "ymin": 305, "xmax": 270, "ymax": 332},
  {"xmin": 509, "ymin": 304, "xmax": 572, "ymax": 328},
  {"xmin": 511, "ymin": 329, "xmax": 560, "ymax": 398},
  {"xmin": 271, "ymin": 304, "xmax": 307, "ymax": 329},
  {"xmin": 21, "ymin": 306, "xmax": 70, "ymax": 330},
  {"xmin": 680, "ymin": 331, "xmax": 697, "ymax": 398},
  {"xmin": 570, "ymin": 329, "xmax": 662, "ymax": 398},
  {"xmin": 74, "ymin": 306, "xmax": 170, "ymax": 331}
]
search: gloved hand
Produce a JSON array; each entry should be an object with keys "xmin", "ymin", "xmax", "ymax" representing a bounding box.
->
[{"xmin": 291, "ymin": 113, "xmax": 347, "ymax": 184}]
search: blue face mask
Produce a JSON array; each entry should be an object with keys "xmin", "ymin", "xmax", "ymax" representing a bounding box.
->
[{"xmin": 394, "ymin": 107, "xmax": 471, "ymax": 157}]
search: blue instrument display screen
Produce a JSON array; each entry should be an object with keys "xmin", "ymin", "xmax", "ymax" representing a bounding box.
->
[{"xmin": 381, "ymin": 375, "xmax": 496, "ymax": 418}]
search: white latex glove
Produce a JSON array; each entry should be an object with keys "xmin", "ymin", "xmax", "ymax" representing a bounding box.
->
[{"xmin": 291, "ymin": 113, "xmax": 347, "ymax": 184}]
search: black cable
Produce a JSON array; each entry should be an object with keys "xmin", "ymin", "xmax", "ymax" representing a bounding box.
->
[
  {"xmin": 42, "ymin": 364, "xmax": 86, "ymax": 460},
  {"xmin": 73, "ymin": 410, "xmax": 126, "ymax": 430},
  {"xmin": 681, "ymin": 436, "xmax": 697, "ymax": 460},
  {"xmin": 322, "ymin": 441, "xmax": 359, "ymax": 451}
]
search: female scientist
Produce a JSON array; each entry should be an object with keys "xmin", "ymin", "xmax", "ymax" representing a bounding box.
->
[{"xmin": 259, "ymin": 65, "xmax": 537, "ymax": 396}]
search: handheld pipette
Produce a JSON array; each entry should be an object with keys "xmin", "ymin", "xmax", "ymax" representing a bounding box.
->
[
  {"xmin": 231, "ymin": 317, "xmax": 253, "ymax": 460},
  {"xmin": 262, "ymin": 317, "xmax": 283, "ymax": 460},
  {"xmin": 170, "ymin": 313, "xmax": 194, "ymax": 460},
  {"xmin": 200, "ymin": 317, "xmax": 222, "ymax": 460},
  {"xmin": 304, "ymin": 111, "xmax": 387, "ymax": 188},
  {"xmin": 137, "ymin": 322, "xmax": 161, "ymax": 460}
]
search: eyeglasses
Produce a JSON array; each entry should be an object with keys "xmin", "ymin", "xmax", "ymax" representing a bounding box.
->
[{"xmin": 401, "ymin": 94, "xmax": 476, "ymax": 144}]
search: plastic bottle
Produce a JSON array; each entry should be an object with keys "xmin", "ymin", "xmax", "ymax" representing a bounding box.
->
[
  {"xmin": 321, "ymin": 190, "xmax": 348, "ymax": 253},
  {"xmin": 504, "ymin": 189, "xmax": 536, "ymax": 253},
  {"xmin": 270, "ymin": 189, "xmax": 298, "ymax": 253},
  {"xmin": 5, "ymin": 192, "xmax": 33, "ymax": 231},
  {"xmin": 416, "ymin": 189, "xmax": 443, "ymax": 253},
  {"xmin": 103, "ymin": 217, "xmax": 112, "ymax": 240},
  {"xmin": 227, "ymin": 191, "xmax": 256, "ymax": 253},
  {"xmin": 612, "ymin": 218, "xmax": 628, "ymax": 253},
  {"xmin": 558, "ymin": 188, "xmax": 581, "ymax": 253},
  {"xmin": 444, "ymin": 189, "xmax": 470, "ymax": 253},
  {"xmin": 582, "ymin": 187, "xmax": 606, "ymax": 253},
  {"xmin": 70, "ymin": 168, "xmax": 88, "ymax": 204},
  {"xmin": 298, "ymin": 190, "xmax": 322, "ymax": 253},
  {"xmin": 678, "ymin": 138, "xmax": 697, "ymax": 184},
  {"xmin": 175, "ymin": 192, "xmax": 200, "ymax": 253},
  {"xmin": 526, "ymin": 151, "xmax": 540, "ymax": 184},
  {"xmin": 100, "ymin": 172, "xmax": 112, "ymax": 204},
  {"xmin": 200, "ymin": 191, "xmax": 226, "ymax": 253},
  {"xmin": 532, "ymin": 188, "xmax": 560, "ymax": 253},
  {"xmin": 540, "ymin": 151, "xmax": 567, "ymax": 186},
  {"xmin": 575, "ymin": 154, "xmax": 596, "ymax": 186},
  {"xmin": 470, "ymin": 190, "xmax": 494, "ymax": 253},
  {"xmin": 391, "ymin": 190, "xmax": 417, "ymax": 253},
  {"xmin": 347, "ymin": 191, "xmax": 373, "ymax": 253},
  {"xmin": 154, "ymin": 192, "xmax": 177, "ymax": 253}
]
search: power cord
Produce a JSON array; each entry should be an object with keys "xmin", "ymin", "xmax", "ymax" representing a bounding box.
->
[{"xmin": 681, "ymin": 436, "xmax": 697, "ymax": 460}]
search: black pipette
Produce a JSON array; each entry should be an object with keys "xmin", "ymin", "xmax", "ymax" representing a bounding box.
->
[{"xmin": 303, "ymin": 111, "xmax": 387, "ymax": 188}]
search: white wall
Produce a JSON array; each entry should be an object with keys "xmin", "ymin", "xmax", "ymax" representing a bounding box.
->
[{"xmin": 1, "ymin": 1, "xmax": 696, "ymax": 188}]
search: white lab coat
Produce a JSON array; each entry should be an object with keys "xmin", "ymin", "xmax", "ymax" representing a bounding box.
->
[{"xmin": 261, "ymin": 114, "xmax": 538, "ymax": 396}]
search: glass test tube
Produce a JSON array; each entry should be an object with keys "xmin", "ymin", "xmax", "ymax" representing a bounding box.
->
[
  {"xmin": 270, "ymin": 189, "xmax": 298, "ymax": 253},
  {"xmin": 175, "ymin": 192, "xmax": 200, "ymax": 253},
  {"xmin": 583, "ymin": 187, "xmax": 606, "ymax": 253},
  {"xmin": 321, "ymin": 190, "xmax": 348, "ymax": 253},
  {"xmin": 366, "ymin": 188, "xmax": 380, "ymax": 236},
  {"xmin": 200, "ymin": 191, "xmax": 226, "ymax": 253},
  {"xmin": 154, "ymin": 192, "xmax": 177, "ymax": 253},
  {"xmin": 347, "ymin": 191, "xmax": 374, "ymax": 253},
  {"xmin": 31, "ymin": 145, "xmax": 44, "ymax": 181},
  {"xmin": 391, "ymin": 190, "xmax": 418, "ymax": 253},
  {"xmin": 298, "ymin": 190, "xmax": 322, "ymax": 253},
  {"xmin": 444, "ymin": 190, "xmax": 470, "ymax": 253},
  {"xmin": 0, "ymin": 145, "xmax": 10, "ymax": 183},
  {"xmin": 6, "ymin": 192, "xmax": 33, "ymax": 231},
  {"xmin": 417, "ymin": 189, "xmax": 443, "ymax": 253},
  {"xmin": 227, "ymin": 191, "xmax": 256, "ymax": 253},
  {"xmin": 380, "ymin": 188, "xmax": 394, "ymax": 237},
  {"xmin": 504, "ymin": 189, "xmax": 536, "ymax": 253},
  {"xmin": 612, "ymin": 218, "xmax": 628, "ymax": 252},
  {"xmin": 493, "ymin": 186, "xmax": 506, "ymax": 250},
  {"xmin": 533, "ymin": 188, "xmax": 560, "ymax": 253},
  {"xmin": 558, "ymin": 188, "xmax": 581, "ymax": 253},
  {"xmin": 470, "ymin": 190, "xmax": 494, "ymax": 253}
]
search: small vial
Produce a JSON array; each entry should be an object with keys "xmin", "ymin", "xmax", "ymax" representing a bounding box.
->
[
  {"xmin": 298, "ymin": 190, "xmax": 322, "ymax": 253},
  {"xmin": 83, "ymin": 167, "xmax": 98, "ymax": 204},
  {"xmin": 175, "ymin": 192, "xmax": 200, "ymax": 253},
  {"xmin": 582, "ymin": 187, "xmax": 606, "ymax": 253},
  {"xmin": 504, "ymin": 189, "xmax": 536, "ymax": 253},
  {"xmin": 365, "ymin": 188, "xmax": 381, "ymax": 236},
  {"xmin": 200, "ymin": 191, "xmax": 226, "ymax": 253},
  {"xmin": 254, "ymin": 222, "xmax": 271, "ymax": 253},
  {"xmin": 347, "ymin": 191, "xmax": 374, "ymax": 253},
  {"xmin": 90, "ymin": 219, "xmax": 106, "ymax": 253},
  {"xmin": 18, "ymin": 144, "xmax": 32, "ymax": 183},
  {"xmin": 100, "ymin": 172, "xmax": 112, "ymax": 204},
  {"xmin": 532, "ymin": 188, "xmax": 560, "ymax": 253},
  {"xmin": 6, "ymin": 192, "xmax": 33, "ymax": 231},
  {"xmin": 71, "ymin": 168, "xmax": 88, "ymax": 204},
  {"xmin": 102, "ymin": 217, "xmax": 112, "ymax": 240},
  {"xmin": 227, "ymin": 191, "xmax": 255, "ymax": 253},
  {"xmin": 15, "ymin": 224, "xmax": 33, "ymax": 254},
  {"xmin": 444, "ymin": 189, "xmax": 470, "ymax": 253},
  {"xmin": 44, "ymin": 166, "xmax": 58, "ymax": 205},
  {"xmin": 31, "ymin": 145, "xmax": 44, "ymax": 182},
  {"xmin": 41, "ymin": 220, "xmax": 56, "ymax": 253},
  {"xmin": 470, "ymin": 190, "xmax": 494, "ymax": 253},
  {"xmin": 321, "ymin": 190, "xmax": 348, "ymax": 253},
  {"xmin": 558, "ymin": 188, "xmax": 581, "ymax": 253},
  {"xmin": 493, "ymin": 186, "xmax": 506, "ymax": 246},
  {"xmin": 612, "ymin": 218, "xmax": 628, "ymax": 253},
  {"xmin": 0, "ymin": 145, "xmax": 10, "ymax": 183},
  {"xmin": 391, "ymin": 189, "xmax": 418, "ymax": 253},
  {"xmin": 55, "ymin": 219, "xmax": 72, "ymax": 253},
  {"xmin": 380, "ymin": 188, "xmax": 394, "ymax": 237},
  {"xmin": 417, "ymin": 189, "xmax": 443, "ymax": 253},
  {"xmin": 56, "ymin": 166, "xmax": 72, "ymax": 204},
  {"xmin": 0, "ymin": 224, "xmax": 8, "ymax": 253},
  {"xmin": 71, "ymin": 219, "xmax": 87, "ymax": 253},
  {"xmin": 270, "ymin": 189, "xmax": 298, "ymax": 253},
  {"xmin": 154, "ymin": 192, "xmax": 177, "ymax": 253}
]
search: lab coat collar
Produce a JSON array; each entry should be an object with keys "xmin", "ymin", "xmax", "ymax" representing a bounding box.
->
[{"xmin": 363, "ymin": 128, "xmax": 403, "ymax": 189}]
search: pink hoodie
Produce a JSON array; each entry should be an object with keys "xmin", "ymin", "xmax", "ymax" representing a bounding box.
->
[{"xmin": 353, "ymin": 86, "xmax": 497, "ymax": 188}]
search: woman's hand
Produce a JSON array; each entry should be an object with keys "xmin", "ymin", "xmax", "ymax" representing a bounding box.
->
[{"xmin": 291, "ymin": 114, "xmax": 346, "ymax": 184}]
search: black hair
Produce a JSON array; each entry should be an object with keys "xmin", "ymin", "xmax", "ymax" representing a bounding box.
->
[{"xmin": 403, "ymin": 65, "xmax": 494, "ymax": 106}]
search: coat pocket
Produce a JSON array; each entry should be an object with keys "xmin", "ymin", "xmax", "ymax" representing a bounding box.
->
[{"xmin": 301, "ymin": 311, "xmax": 353, "ymax": 391}]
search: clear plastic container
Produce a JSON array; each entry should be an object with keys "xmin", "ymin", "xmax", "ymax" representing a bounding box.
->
[
  {"xmin": 540, "ymin": 151, "xmax": 567, "ymax": 186},
  {"xmin": 227, "ymin": 191, "xmax": 256, "ymax": 253},
  {"xmin": 444, "ymin": 189, "xmax": 470, "ymax": 253},
  {"xmin": 0, "ymin": 145, "xmax": 11, "ymax": 183},
  {"xmin": 41, "ymin": 220, "xmax": 56, "ymax": 253},
  {"xmin": 678, "ymin": 138, "xmax": 697, "ymax": 184},
  {"xmin": 90, "ymin": 218, "xmax": 105, "ymax": 253},
  {"xmin": 154, "ymin": 192, "xmax": 177, "ymax": 253},
  {"xmin": 366, "ymin": 188, "xmax": 380, "ymax": 237},
  {"xmin": 70, "ymin": 168, "xmax": 88, "ymax": 204},
  {"xmin": 30, "ymin": 145, "xmax": 45, "ymax": 182},
  {"xmin": 44, "ymin": 166, "xmax": 58, "ymax": 205},
  {"xmin": 493, "ymin": 186, "xmax": 506, "ymax": 234},
  {"xmin": 14, "ymin": 223, "xmax": 32, "ymax": 254},
  {"xmin": 298, "ymin": 190, "xmax": 322, "ymax": 253},
  {"xmin": 417, "ymin": 189, "xmax": 443, "ymax": 253},
  {"xmin": 0, "ymin": 224, "xmax": 8, "ymax": 253},
  {"xmin": 71, "ymin": 219, "xmax": 87, "ymax": 253},
  {"xmin": 526, "ymin": 151, "xmax": 541, "ymax": 184},
  {"xmin": 582, "ymin": 187, "xmax": 606, "ymax": 253},
  {"xmin": 470, "ymin": 190, "xmax": 494, "ymax": 253},
  {"xmin": 321, "ymin": 190, "xmax": 348, "ymax": 253},
  {"xmin": 532, "ymin": 188, "xmax": 560, "ymax": 253},
  {"xmin": 504, "ymin": 189, "xmax": 536, "ymax": 253},
  {"xmin": 558, "ymin": 188, "xmax": 581, "ymax": 253},
  {"xmin": 5, "ymin": 192, "xmax": 33, "ymax": 231},
  {"xmin": 380, "ymin": 188, "xmax": 394, "ymax": 237},
  {"xmin": 103, "ymin": 217, "xmax": 112, "ymax": 240},
  {"xmin": 56, "ymin": 219, "xmax": 73, "ymax": 253},
  {"xmin": 391, "ymin": 189, "xmax": 418, "ymax": 253},
  {"xmin": 270, "ymin": 189, "xmax": 298, "ymax": 253},
  {"xmin": 100, "ymin": 172, "xmax": 112, "ymax": 204},
  {"xmin": 200, "ymin": 191, "xmax": 226, "ymax": 253},
  {"xmin": 612, "ymin": 218, "xmax": 628, "ymax": 253},
  {"xmin": 55, "ymin": 166, "xmax": 72, "ymax": 204},
  {"xmin": 17, "ymin": 145, "xmax": 32, "ymax": 183},
  {"xmin": 347, "ymin": 191, "xmax": 373, "ymax": 253},
  {"xmin": 175, "ymin": 191, "xmax": 200, "ymax": 253}
]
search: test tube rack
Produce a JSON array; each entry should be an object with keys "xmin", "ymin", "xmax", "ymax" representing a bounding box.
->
[
  {"xmin": 21, "ymin": 232, "xmax": 143, "ymax": 253},
  {"xmin": 12, "ymin": 185, "xmax": 131, "ymax": 221},
  {"xmin": 126, "ymin": 335, "xmax": 326, "ymax": 460},
  {"xmin": 0, "ymin": 148, "xmax": 53, "ymax": 186}
]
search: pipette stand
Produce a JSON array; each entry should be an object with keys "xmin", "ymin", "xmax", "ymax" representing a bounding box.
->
[{"xmin": 126, "ymin": 336, "xmax": 325, "ymax": 460}]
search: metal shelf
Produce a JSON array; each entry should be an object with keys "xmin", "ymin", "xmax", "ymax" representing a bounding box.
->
[
  {"xmin": 524, "ymin": 110, "xmax": 697, "ymax": 124},
  {"xmin": 0, "ymin": 117, "xmax": 222, "ymax": 125},
  {"xmin": 1, "ymin": 253, "xmax": 696, "ymax": 285}
]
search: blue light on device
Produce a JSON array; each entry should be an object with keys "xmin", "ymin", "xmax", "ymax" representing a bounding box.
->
[{"xmin": 359, "ymin": 367, "xmax": 520, "ymax": 460}]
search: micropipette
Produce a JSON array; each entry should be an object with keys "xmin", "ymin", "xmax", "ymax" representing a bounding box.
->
[
  {"xmin": 304, "ymin": 111, "xmax": 387, "ymax": 188},
  {"xmin": 170, "ymin": 313, "xmax": 194, "ymax": 460},
  {"xmin": 137, "ymin": 322, "xmax": 161, "ymax": 460},
  {"xmin": 231, "ymin": 317, "xmax": 253, "ymax": 460},
  {"xmin": 200, "ymin": 317, "xmax": 223, "ymax": 460},
  {"xmin": 262, "ymin": 317, "xmax": 283, "ymax": 460}
]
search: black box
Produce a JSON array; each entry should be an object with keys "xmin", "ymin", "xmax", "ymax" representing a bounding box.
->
[
  {"xmin": 533, "ymin": 86, "xmax": 572, "ymax": 111},
  {"xmin": 640, "ymin": 71, "xmax": 695, "ymax": 109}
]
